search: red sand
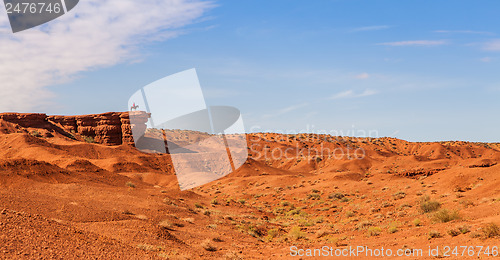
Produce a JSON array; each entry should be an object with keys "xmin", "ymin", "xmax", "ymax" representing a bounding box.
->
[{"xmin": 1, "ymin": 114, "xmax": 500, "ymax": 259}]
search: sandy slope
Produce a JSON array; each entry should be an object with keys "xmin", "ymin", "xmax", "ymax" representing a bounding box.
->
[{"xmin": 1, "ymin": 120, "xmax": 500, "ymax": 259}]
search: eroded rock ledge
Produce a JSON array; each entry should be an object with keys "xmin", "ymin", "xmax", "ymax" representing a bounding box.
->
[{"xmin": 0, "ymin": 112, "xmax": 150, "ymax": 145}]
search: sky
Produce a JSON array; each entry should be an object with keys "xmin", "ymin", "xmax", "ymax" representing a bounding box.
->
[{"xmin": 1, "ymin": 0, "xmax": 500, "ymax": 142}]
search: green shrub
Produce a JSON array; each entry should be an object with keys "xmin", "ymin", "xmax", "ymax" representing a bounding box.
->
[
  {"xmin": 413, "ymin": 218, "xmax": 421, "ymax": 227},
  {"xmin": 125, "ymin": 181, "xmax": 135, "ymax": 188}
]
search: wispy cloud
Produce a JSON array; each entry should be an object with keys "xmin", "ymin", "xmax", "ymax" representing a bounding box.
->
[
  {"xmin": 378, "ymin": 40, "xmax": 448, "ymax": 47},
  {"xmin": 355, "ymin": 73, "xmax": 370, "ymax": 79},
  {"xmin": 351, "ymin": 25, "xmax": 391, "ymax": 32},
  {"xmin": 0, "ymin": 0, "xmax": 213, "ymax": 112},
  {"xmin": 483, "ymin": 39, "xmax": 500, "ymax": 51},
  {"xmin": 480, "ymin": 57, "xmax": 493, "ymax": 63},
  {"xmin": 262, "ymin": 103, "xmax": 308, "ymax": 118},
  {"xmin": 434, "ymin": 30, "xmax": 494, "ymax": 35},
  {"xmin": 329, "ymin": 89, "xmax": 377, "ymax": 100}
]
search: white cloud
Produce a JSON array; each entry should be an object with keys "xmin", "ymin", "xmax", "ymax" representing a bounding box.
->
[
  {"xmin": 0, "ymin": 0, "xmax": 213, "ymax": 112},
  {"xmin": 351, "ymin": 25, "xmax": 391, "ymax": 32},
  {"xmin": 483, "ymin": 39, "xmax": 500, "ymax": 51},
  {"xmin": 480, "ymin": 57, "xmax": 493, "ymax": 63},
  {"xmin": 434, "ymin": 30, "xmax": 494, "ymax": 35},
  {"xmin": 329, "ymin": 89, "xmax": 377, "ymax": 100},
  {"xmin": 378, "ymin": 40, "xmax": 448, "ymax": 47},
  {"xmin": 262, "ymin": 103, "xmax": 308, "ymax": 118},
  {"xmin": 355, "ymin": 73, "xmax": 370, "ymax": 79}
]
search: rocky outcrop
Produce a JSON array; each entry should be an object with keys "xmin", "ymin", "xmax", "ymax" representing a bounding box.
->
[{"xmin": 0, "ymin": 111, "xmax": 150, "ymax": 146}]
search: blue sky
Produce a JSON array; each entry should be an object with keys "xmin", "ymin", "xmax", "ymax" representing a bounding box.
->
[{"xmin": 1, "ymin": 0, "xmax": 500, "ymax": 142}]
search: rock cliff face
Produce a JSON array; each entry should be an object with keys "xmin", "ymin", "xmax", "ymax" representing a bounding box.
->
[{"xmin": 0, "ymin": 111, "xmax": 150, "ymax": 146}]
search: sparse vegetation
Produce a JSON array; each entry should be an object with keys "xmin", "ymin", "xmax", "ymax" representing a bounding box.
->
[
  {"xmin": 288, "ymin": 226, "xmax": 306, "ymax": 240},
  {"xmin": 328, "ymin": 192, "xmax": 345, "ymax": 200},
  {"xmin": 428, "ymin": 230, "xmax": 441, "ymax": 239},
  {"xmin": 482, "ymin": 223, "xmax": 500, "ymax": 238},
  {"xmin": 82, "ymin": 135, "xmax": 95, "ymax": 143},
  {"xmin": 419, "ymin": 196, "xmax": 441, "ymax": 213},
  {"xmin": 447, "ymin": 228, "xmax": 461, "ymax": 237},
  {"xmin": 367, "ymin": 226, "xmax": 381, "ymax": 236},
  {"xmin": 158, "ymin": 220, "xmax": 173, "ymax": 230},
  {"xmin": 201, "ymin": 239, "xmax": 217, "ymax": 251},
  {"xmin": 388, "ymin": 226, "xmax": 398, "ymax": 234},
  {"xmin": 432, "ymin": 209, "xmax": 460, "ymax": 223},
  {"xmin": 393, "ymin": 191, "xmax": 406, "ymax": 200},
  {"xmin": 413, "ymin": 218, "xmax": 421, "ymax": 227},
  {"xmin": 125, "ymin": 181, "xmax": 135, "ymax": 188},
  {"xmin": 30, "ymin": 130, "xmax": 41, "ymax": 137}
]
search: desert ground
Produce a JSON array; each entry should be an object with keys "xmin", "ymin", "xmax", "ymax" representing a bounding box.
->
[{"xmin": 1, "ymin": 112, "xmax": 500, "ymax": 259}]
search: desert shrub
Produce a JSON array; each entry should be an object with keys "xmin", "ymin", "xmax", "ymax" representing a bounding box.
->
[
  {"xmin": 428, "ymin": 230, "xmax": 441, "ymax": 239},
  {"xmin": 211, "ymin": 199, "xmax": 218, "ymax": 205},
  {"xmin": 280, "ymin": 201, "xmax": 291, "ymax": 207},
  {"xmin": 30, "ymin": 130, "xmax": 41, "ymax": 137},
  {"xmin": 207, "ymin": 224, "xmax": 217, "ymax": 229},
  {"xmin": 82, "ymin": 135, "xmax": 95, "ymax": 143},
  {"xmin": 307, "ymin": 193, "xmax": 321, "ymax": 200},
  {"xmin": 286, "ymin": 208, "xmax": 306, "ymax": 217},
  {"xmin": 447, "ymin": 228, "xmax": 461, "ymax": 237},
  {"xmin": 182, "ymin": 217, "xmax": 194, "ymax": 224},
  {"xmin": 482, "ymin": 223, "xmax": 500, "ymax": 238},
  {"xmin": 356, "ymin": 220, "xmax": 372, "ymax": 230},
  {"xmin": 194, "ymin": 202, "xmax": 204, "ymax": 209},
  {"xmin": 413, "ymin": 218, "xmax": 421, "ymax": 227},
  {"xmin": 238, "ymin": 224, "xmax": 265, "ymax": 237},
  {"xmin": 346, "ymin": 211, "xmax": 355, "ymax": 218},
  {"xmin": 158, "ymin": 220, "xmax": 173, "ymax": 230},
  {"xmin": 328, "ymin": 192, "xmax": 345, "ymax": 200},
  {"xmin": 237, "ymin": 199, "xmax": 246, "ymax": 205},
  {"xmin": 388, "ymin": 226, "xmax": 398, "ymax": 234},
  {"xmin": 267, "ymin": 228, "xmax": 280, "ymax": 239},
  {"xmin": 136, "ymin": 244, "xmax": 162, "ymax": 252},
  {"xmin": 340, "ymin": 197, "xmax": 350, "ymax": 203},
  {"xmin": 125, "ymin": 181, "xmax": 135, "ymax": 188},
  {"xmin": 367, "ymin": 227, "xmax": 381, "ymax": 236},
  {"xmin": 420, "ymin": 196, "xmax": 441, "ymax": 213},
  {"xmin": 201, "ymin": 239, "xmax": 217, "ymax": 251},
  {"xmin": 393, "ymin": 191, "xmax": 406, "ymax": 200},
  {"xmin": 288, "ymin": 226, "xmax": 306, "ymax": 240},
  {"xmin": 458, "ymin": 225, "xmax": 470, "ymax": 234},
  {"xmin": 223, "ymin": 251, "xmax": 242, "ymax": 260},
  {"xmin": 432, "ymin": 209, "xmax": 460, "ymax": 223}
]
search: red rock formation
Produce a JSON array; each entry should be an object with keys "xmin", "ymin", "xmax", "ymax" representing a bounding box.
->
[{"xmin": 0, "ymin": 111, "xmax": 150, "ymax": 146}]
